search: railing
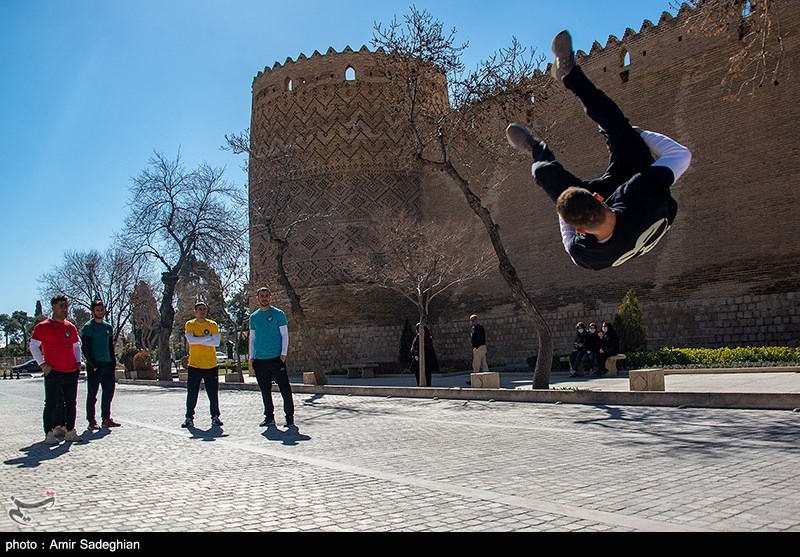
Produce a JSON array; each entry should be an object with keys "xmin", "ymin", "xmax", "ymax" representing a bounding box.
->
[{"xmin": 1, "ymin": 356, "xmax": 31, "ymax": 369}]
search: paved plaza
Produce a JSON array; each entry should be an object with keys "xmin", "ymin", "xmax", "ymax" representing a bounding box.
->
[{"xmin": 1, "ymin": 375, "xmax": 799, "ymax": 533}]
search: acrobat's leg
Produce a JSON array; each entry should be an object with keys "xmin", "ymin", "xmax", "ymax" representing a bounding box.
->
[
  {"xmin": 506, "ymin": 123, "xmax": 586, "ymax": 203},
  {"xmin": 553, "ymin": 31, "xmax": 653, "ymax": 198}
]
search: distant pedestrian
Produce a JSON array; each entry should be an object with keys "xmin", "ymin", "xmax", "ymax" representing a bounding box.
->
[
  {"xmin": 30, "ymin": 295, "xmax": 85, "ymax": 445},
  {"xmin": 595, "ymin": 321, "xmax": 621, "ymax": 376},
  {"xmin": 249, "ymin": 287, "xmax": 294, "ymax": 428},
  {"xmin": 182, "ymin": 301, "xmax": 223, "ymax": 429},
  {"xmin": 568, "ymin": 321, "xmax": 589, "ymax": 377},
  {"xmin": 470, "ymin": 314, "xmax": 488, "ymax": 372},
  {"xmin": 82, "ymin": 299, "xmax": 120, "ymax": 430},
  {"xmin": 410, "ymin": 323, "xmax": 438, "ymax": 387},
  {"xmin": 583, "ymin": 322, "xmax": 601, "ymax": 374}
]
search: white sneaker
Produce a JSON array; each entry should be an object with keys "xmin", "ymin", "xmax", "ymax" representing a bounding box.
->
[
  {"xmin": 44, "ymin": 430, "xmax": 60, "ymax": 445},
  {"xmin": 64, "ymin": 429, "xmax": 85, "ymax": 443}
]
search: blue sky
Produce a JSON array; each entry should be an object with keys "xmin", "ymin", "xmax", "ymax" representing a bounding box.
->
[{"xmin": 0, "ymin": 0, "xmax": 677, "ymax": 318}]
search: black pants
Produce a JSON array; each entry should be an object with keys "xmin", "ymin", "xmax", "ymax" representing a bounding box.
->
[
  {"xmin": 568, "ymin": 349, "xmax": 586, "ymax": 371},
  {"xmin": 86, "ymin": 361, "xmax": 116, "ymax": 423},
  {"xmin": 43, "ymin": 370, "xmax": 79, "ymax": 434},
  {"xmin": 253, "ymin": 358, "xmax": 294, "ymax": 420},
  {"xmin": 410, "ymin": 347, "xmax": 437, "ymax": 387},
  {"xmin": 532, "ymin": 65, "xmax": 654, "ymax": 202},
  {"xmin": 596, "ymin": 352, "xmax": 619, "ymax": 372},
  {"xmin": 185, "ymin": 367, "xmax": 220, "ymax": 419}
]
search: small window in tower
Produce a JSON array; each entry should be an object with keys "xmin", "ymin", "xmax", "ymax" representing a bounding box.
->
[
  {"xmin": 623, "ymin": 50, "xmax": 631, "ymax": 67},
  {"xmin": 345, "ymin": 66, "xmax": 356, "ymax": 81},
  {"xmin": 285, "ymin": 77, "xmax": 293, "ymax": 91}
]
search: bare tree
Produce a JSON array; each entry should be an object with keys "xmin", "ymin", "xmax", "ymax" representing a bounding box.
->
[
  {"xmin": 130, "ymin": 280, "xmax": 160, "ymax": 351},
  {"xmin": 224, "ymin": 133, "xmax": 330, "ymax": 385},
  {"xmin": 372, "ymin": 7, "xmax": 556, "ymax": 388},
  {"xmin": 673, "ymin": 0, "xmax": 789, "ymax": 99},
  {"xmin": 119, "ymin": 151, "xmax": 245, "ymax": 381},
  {"xmin": 348, "ymin": 209, "xmax": 493, "ymax": 386},
  {"xmin": 38, "ymin": 245, "xmax": 142, "ymax": 343},
  {"xmin": 212, "ymin": 230, "xmax": 250, "ymax": 370}
]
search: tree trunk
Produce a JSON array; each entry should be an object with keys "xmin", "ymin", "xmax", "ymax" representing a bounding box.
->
[
  {"xmin": 157, "ymin": 271, "xmax": 178, "ymax": 382},
  {"xmin": 442, "ymin": 161, "xmax": 553, "ymax": 389},
  {"xmin": 274, "ymin": 241, "xmax": 328, "ymax": 385},
  {"xmin": 417, "ymin": 312, "xmax": 427, "ymax": 387}
]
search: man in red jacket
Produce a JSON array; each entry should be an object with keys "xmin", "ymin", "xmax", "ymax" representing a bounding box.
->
[{"xmin": 30, "ymin": 295, "xmax": 85, "ymax": 445}]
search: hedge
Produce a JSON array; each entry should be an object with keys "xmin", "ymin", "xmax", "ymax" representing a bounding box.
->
[{"xmin": 623, "ymin": 346, "xmax": 800, "ymax": 369}]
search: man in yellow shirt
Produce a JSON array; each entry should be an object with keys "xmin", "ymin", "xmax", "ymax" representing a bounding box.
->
[{"xmin": 182, "ymin": 302, "xmax": 223, "ymax": 429}]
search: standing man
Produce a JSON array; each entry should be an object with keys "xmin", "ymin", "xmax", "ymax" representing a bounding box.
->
[
  {"xmin": 30, "ymin": 295, "xmax": 84, "ymax": 445},
  {"xmin": 249, "ymin": 287, "xmax": 294, "ymax": 428},
  {"xmin": 182, "ymin": 301, "xmax": 223, "ymax": 429},
  {"xmin": 82, "ymin": 299, "xmax": 120, "ymax": 430},
  {"xmin": 470, "ymin": 314, "xmax": 489, "ymax": 373}
]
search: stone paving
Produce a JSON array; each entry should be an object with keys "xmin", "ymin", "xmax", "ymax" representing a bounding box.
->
[{"xmin": 1, "ymin": 376, "xmax": 798, "ymax": 532}]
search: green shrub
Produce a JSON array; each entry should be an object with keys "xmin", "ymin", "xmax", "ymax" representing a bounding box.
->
[
  {"xmin": 614, "ymin": 288, "xmax": 647, "ymax": 352},
  {"xmin": 119, "ymin": 344, "xmax": 139, "ymax": 372},
  {"xmin": 132, "ymin": 350, "xmax": 153, "ymax": 371},
  {"xmin": 624, "ymin": 346, "xmax": 800, "ymax": 369}
]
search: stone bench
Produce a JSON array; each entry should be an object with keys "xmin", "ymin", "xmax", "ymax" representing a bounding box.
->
[
  {"xmin": 344, "ymin": 363, "xmax": 379, "ymax": 379},
  {"xmin": 628, "ymin": 368, "xmax": 665, "ymax": 391},
  {"xmin": 559, "ymin": 353, "xmax": 626, "ymax": 375},
  {"xmin": 469, "ymin": 372, "xmax": 500, "ymax": 388}
]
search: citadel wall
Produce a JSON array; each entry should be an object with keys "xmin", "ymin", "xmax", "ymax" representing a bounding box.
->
[{"xmin": 250, "ymin": 3, "xmax": 800, "ymax": 370}]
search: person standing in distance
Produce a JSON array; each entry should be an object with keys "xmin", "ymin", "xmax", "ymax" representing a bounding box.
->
[
  {"xmin": 30, "ymin": 295, "xmax": 85, "ymax": 445},
  {"xmin": 182, "ymin": 301, "xmax": 223, "ymax": 429},
  {"xmin": 470, "ymin": 314, "xmax": 489, "ymax": 373},
  {"xmin": 249, "ymin": 287, "xmax": 294, "ymax": 428},
  {"xmin": 82, "ymin": 299, "xmax": 120, "ymax": 430}
]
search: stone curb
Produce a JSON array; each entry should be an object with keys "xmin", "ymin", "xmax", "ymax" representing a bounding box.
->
[{"xmin": 117, "ymin": 379, "xmax": 800, "ymax": 411}]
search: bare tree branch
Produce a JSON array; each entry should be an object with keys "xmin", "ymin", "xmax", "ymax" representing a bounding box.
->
[
  {"xmin": 675, "ymin": 0, "xmax": 789, "ymax": 99},
  {"xmin": 373, "ymin": 7, "xmax": 555, "ymax": 388}
]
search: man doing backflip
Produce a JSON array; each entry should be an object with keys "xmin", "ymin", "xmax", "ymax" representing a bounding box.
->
[{"xmin": 506, "ymin": 30, "xmax": 692, "ymax": 270}]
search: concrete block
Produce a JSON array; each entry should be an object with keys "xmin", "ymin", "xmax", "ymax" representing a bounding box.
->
[
  {"xmin": 629, "ymin": 369, "xmax": 665, "ymax": 391},
  {"xmin": 471, "ymin": 372, "xmax": 500, "ymax": 389},
  {"xmin": 225, "ymin": 371, "xmax": 244, "ymax": 383}
]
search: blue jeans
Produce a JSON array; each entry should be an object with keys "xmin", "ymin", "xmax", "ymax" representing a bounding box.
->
[{"xmin": 568, "ymin": 349, "xmax": 586, "ymax": 371}]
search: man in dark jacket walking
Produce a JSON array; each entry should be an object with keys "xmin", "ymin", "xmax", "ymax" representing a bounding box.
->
[{"xmin": 470, "ymin": 314, "xmax": 488, "ymax": 373}]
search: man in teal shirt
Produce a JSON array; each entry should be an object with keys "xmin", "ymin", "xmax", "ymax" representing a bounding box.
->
[
  {"xmin": 249, "ymin": 286, "xmax": 294, "ymax": 428},
  {"xmin": 81, "ymin": 299, "xmax": 120, "ymax": 429}
]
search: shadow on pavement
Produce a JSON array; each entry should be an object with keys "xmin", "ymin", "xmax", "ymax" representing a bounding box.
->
[
  {"xmin": 187, "ymin": 425, "xmax": 229, "ymax": 441},
  {"xmin": 261, "ymin": 425, "xmax": 311, "ymax": 446},
  {"xmin": 302, "ymin": 393, "xmax": 326, "ymax": 406},
  {"xmin": 4, "ymin": 428, "xmax": 114, "ymax": 468}
]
